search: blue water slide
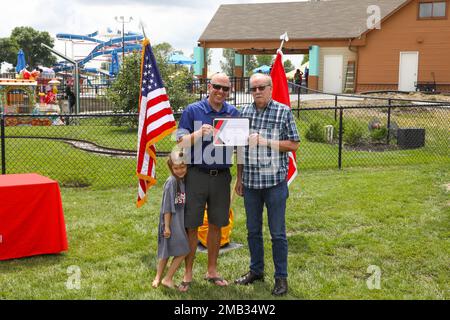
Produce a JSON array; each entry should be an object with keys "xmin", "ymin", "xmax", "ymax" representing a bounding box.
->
[
  {"xmin": 56, "ymin": 33, "xmax": 103, "ymax": 44},
  {"xmin": 86, "ymin": 35, "xmax": 144, "ymax": 58},
  {"xmin": 53, "ymin": 32, "xmax": 144, "ymax": 73},
  {"xmin": 80, "ymin": 45, "xmax": 142, "ymax": 64},
  {"xmin": 54, "ymin": 45, "xmax": 142, "ymax": 72},
  {"xmin": 86, "ymin": 31, "xmax": 99, "ymax": 37}
]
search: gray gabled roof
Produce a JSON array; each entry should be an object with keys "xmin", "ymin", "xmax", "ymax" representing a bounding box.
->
[{"xmin": 199, "ymin": 0, "xmax": 410, "ymax": 42}]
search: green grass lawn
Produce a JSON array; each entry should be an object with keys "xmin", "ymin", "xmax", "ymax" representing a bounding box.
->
[
  {"xmin": 4, "ymin": 117, "xmax": 177, "ymax": 152},
  {"xmin": 0, "ymin": 163, "xmax": 448, "ymax": 299}
]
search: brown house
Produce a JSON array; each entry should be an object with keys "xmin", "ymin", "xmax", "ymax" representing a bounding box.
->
[{"xmin": 197, "ymin": 0, "xmax": 450, "ymax": 93}]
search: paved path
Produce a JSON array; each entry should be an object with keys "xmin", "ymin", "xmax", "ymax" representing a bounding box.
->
[{"xmin": 290, "ymin": 93, "xmax": 364, "ymax": 101}]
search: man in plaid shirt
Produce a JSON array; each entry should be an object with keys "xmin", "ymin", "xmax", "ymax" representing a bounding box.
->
[{"xmin": 235, "ymin": 73, "xmax": 300, "ymax": 296}]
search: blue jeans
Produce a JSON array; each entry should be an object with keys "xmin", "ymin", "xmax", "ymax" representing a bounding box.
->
[{"xmin": 243, "ymin": 181, "xmax": 289, "ymax": 278}]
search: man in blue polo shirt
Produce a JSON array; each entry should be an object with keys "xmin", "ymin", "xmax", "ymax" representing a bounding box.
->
[{"xmin": 177, "ymin": 73, "xmax": 239, "ymax": 291}]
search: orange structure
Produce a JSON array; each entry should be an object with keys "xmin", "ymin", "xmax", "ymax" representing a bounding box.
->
[{"xmin": 197, "ymin": 0, "xmax": 450, "ymax": 93}]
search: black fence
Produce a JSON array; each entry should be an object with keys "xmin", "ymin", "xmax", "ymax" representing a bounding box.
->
[
  {"xmin": 57, "ymin": 83, "xmax": 114, "ymax": 114},
  {"xmin": 1, "ymin": 103, "xmax": 448, "ymax": 188},
  {"xmin": 7, "ymin": 74, "xmax": 449, "ymax": 116},
  {"xmin": 192, "ymin": 77, "xmax": 450, "ymax": 111}
]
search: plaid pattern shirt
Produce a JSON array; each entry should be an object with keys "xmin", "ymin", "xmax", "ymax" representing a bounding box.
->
[{"xmin": 241, "ymin": 99, "xmax": 300, "ymax": 189}]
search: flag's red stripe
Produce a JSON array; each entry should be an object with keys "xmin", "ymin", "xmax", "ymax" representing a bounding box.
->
[
  {"xmin": 147, "ymin": 121, "xmax": 176, "ymax": 140},
  {"xmin": 146, "ymin": 94, "xmax": 169, "ymax": 109},
  {"xmin": 146, "ymin": 107, "xmax": 174, "ymax": 124},
  {"xmin": 137, "ymin": 108, "xmax": 174, "ymax": 171}
]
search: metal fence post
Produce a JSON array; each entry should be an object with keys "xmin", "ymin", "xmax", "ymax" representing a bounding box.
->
[
  {"xmin": 233, "ymin": 77, "xmax": 237, "ymax": 107},
  {"xmin": 387, "ymin": 98, "xmax": 392, "ymax": 145},
  {"xmin": 338, "ymin": 107, "xmax": 343, "ymax": 170},
  {"xmin": 334, "ymin": 95, "xmax": 338, "ymax": 122},
  {"xmin": 1, "ymin": 114, "xmax": 5, "ymax": 174},
  {"xmin": 200, "ymin": 78, "xmax": 204, "ymax": 100}
]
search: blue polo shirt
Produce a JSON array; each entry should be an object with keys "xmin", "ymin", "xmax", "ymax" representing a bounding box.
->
[{"xmin": 177, "ymin": 97, "xmax": 240, "ymax": 169}]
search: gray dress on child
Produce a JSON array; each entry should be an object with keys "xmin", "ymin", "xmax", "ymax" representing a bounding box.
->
[{"xmin": 157, "ymin": 175, "xmax": 190, "ymax": 259}]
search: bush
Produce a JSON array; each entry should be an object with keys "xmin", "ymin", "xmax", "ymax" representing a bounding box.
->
[
  {"xmin": 107, "ymin": 53, "xmax": 141, "ymax": 127},
  {"xmin": 106, "ymin": 43, "xmax": 197, "ymax": 127},
  {"xmin": 305, "ymin": 122, "xmax": 326, "ymax": 143},
  {"xmin": 370, "ymin": 127, "xmax": 388, "ymax": 142},
  {"xmin": 343, "ymin": 123, "xmax": 365, "ymax": 145}
]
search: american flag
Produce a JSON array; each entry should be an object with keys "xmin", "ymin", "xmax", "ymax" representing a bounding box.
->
[
  {"xmin": 136, "ymin": 39, "xmax": 176, "ymax": 208},
  {"xmin": 270, "ymin": 51, "xmax": 298, "ymax": 186}
]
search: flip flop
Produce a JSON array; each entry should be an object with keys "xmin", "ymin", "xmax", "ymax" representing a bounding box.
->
[
  {"xmin": 205, "ymin": 276, "xmax": 228, "ymax": 287},
  {"xmin": 178, "ymin": 281, "xmax": 191, "ymax": 292}
]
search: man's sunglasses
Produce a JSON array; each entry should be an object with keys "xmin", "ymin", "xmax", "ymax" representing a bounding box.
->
[
  {"xmin": 211, "ymin": 83, "xmax": 231, "ymax": 92},
  {"xmin": 250, "ymin": 85, "xmax": 270, "ymax": 92}
]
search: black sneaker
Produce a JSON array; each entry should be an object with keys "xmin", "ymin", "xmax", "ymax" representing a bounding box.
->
[
  {"xmin": 234, "ymin": 271, "xmax": 264, "ymax": 285},
  {"xmin": 272, "ymin": 278, "xmax": 288, "ymax": 296}
]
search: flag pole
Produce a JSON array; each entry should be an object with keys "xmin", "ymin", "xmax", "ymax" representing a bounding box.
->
[
  {"xmin": 139, "ymin": 20, "xmax": 147, "ymax": 39},
  {"xmin": 278, "ymin": 32, "xmax": 289, "ymax": 54}
]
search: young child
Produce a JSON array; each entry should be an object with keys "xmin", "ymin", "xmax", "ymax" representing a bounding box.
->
[{"xmin": 152, "ymin": 149, "xmax": 190, "ymax": 289}]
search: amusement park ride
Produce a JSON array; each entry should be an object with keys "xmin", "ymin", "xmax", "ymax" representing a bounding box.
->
[
  {"xmin": 54, "ymin": 28, "xmax": 144, "ymax": 76},
  {"xmin": 0, "ymin": 28, "xmax": 143, "ymax": 126}
]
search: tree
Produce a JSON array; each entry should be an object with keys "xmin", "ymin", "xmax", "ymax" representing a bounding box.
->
[
  {"xmin": 220, "ymin": 49, "xmax": 235, "ymax": 76},
  {"xmin": 107, "ymin": 43, "xmax": 196, "ymax": 127},
  {"xmin": 255, "ymin": 55, "xmax": 274, "ymax": 67},
  {"xmin": 206, "ymin": 49, "xmax": 213, "ymax": 66},
  {"xmin": 245, "ymin": 55, "xmax": 258, "ymax": 75},
  {"xmin": 283, "ymin": 59, "xmax": 295, "ymax": 73},
  {"xmin": 301, "ymin": 54, "xmax": 309, "ymax": 66},
  {"xmin": 107, "ymin": 52, "xmax": 141, "ymax": 127},
  {"xmin": 10, "ymin": 27, "xmax": 56, "ymax": 68},
  {"xmin": 0, "ymin": 38, "xmax": 19, "ymax": 65}
]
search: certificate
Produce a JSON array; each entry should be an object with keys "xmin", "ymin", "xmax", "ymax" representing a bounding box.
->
[{"xmin": 213, "ymin": 117, "xmax": 250, "ymax": 146}]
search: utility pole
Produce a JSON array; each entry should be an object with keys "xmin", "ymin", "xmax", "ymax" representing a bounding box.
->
[{"xmin": 114, "ymin": 16, "xmax": 133, "ymax": 63}]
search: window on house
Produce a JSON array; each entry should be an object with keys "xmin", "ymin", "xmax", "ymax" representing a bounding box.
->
[{"xmin": 419, "ymin": 1, "xmax": 447, "ymax": 18}]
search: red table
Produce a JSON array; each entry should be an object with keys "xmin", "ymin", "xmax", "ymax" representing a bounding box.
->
[{"xmin": 0, "ymin": 173, "xmax": 68, "ymax": 260}]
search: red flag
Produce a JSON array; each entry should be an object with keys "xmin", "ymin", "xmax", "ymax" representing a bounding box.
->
[
  {"xmin": 136, "ymin": 39, "xmax": 176, "ymax": 207},
  {"xmin": 270, "ymin": 51, "xmax": 298, "ymax": 186}
]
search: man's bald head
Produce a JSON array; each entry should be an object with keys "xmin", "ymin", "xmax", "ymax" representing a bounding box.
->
[
  {"xmin": 210, "ymin": 72, "xmax": 231, "ymax": 86},
  {"xmin": 250, "ymin": 73, "xmax": 272, "ymax": 87},
  {"xmin": 250, "ymin": 73, "xmax": 273, "ymax": 109},
  {"xmin": 208, "ymin": 72, "xmax": 231, "ymax": 110}
]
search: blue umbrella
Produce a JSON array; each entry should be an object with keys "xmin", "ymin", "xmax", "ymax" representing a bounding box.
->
[
  {"xmin": 253, "ymin": 65, "xmax": 271, "ymax": 74},
  {"xmin": 168, "ymin": 53, "xmax": 196, "ymax": 65},
  {"xmin": 15, "ymin": 49, "xmax": 26, "ymax": 73},
  {"xmin": 109, "ymin": 50, "xmax": 120, "ymax": 76}
]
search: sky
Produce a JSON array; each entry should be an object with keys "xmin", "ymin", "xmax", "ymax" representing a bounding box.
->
[{"xmin": 0, "ymin": 0, "xmax": 305, "ymax": 73}]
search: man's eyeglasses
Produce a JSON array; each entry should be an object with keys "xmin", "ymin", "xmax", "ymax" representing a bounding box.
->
[
  {"xmin": 211, "ymin": 83, "xmax": 231, "ymax": 92},
  {"xmin": 250, "ymin": 85, "xmax": 270, "ymax": 92}
]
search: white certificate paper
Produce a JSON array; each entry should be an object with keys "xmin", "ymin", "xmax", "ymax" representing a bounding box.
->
[{"xmin": 213, "ymin": 117, "xmax": 250, "ymax": 146}]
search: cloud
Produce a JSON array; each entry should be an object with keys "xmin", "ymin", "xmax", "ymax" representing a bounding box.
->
[
  {"xmin": 1, "ymin": 0, "xmax": 306, "ymax": 71},
  {"xmin": 73, "ymin": 0, "xmax": 207, "ymax": 8}
]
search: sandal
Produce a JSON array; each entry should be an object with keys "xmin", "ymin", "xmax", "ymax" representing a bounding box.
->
[
  {"xmin": 205, "ymin": 276, "xmax": 228, "ymax": 287},
  {"xmin": 178, "ymin": 281, "xmax": 191, "ymax": 292}
]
